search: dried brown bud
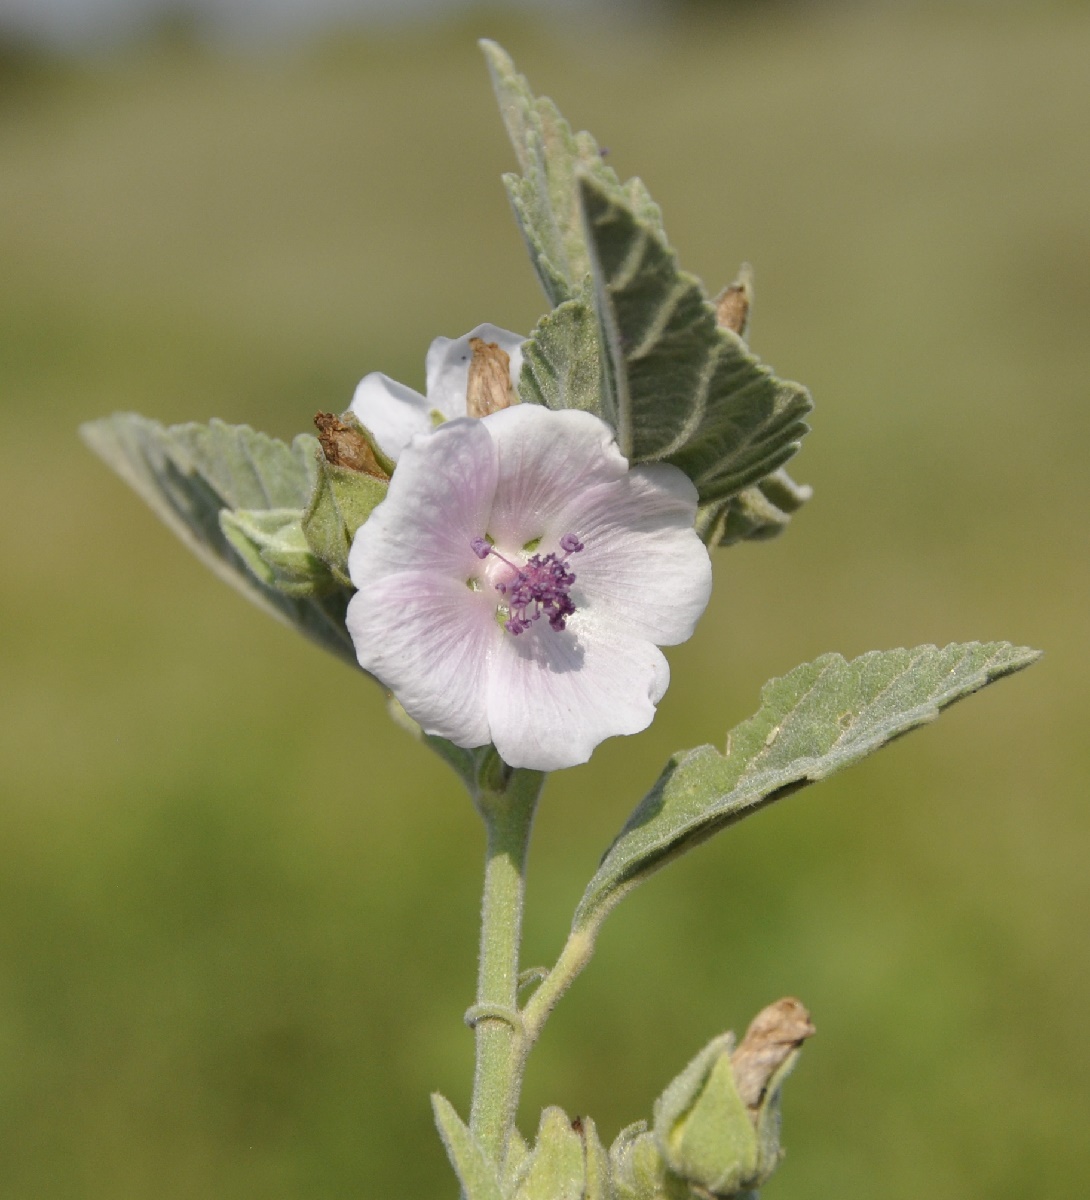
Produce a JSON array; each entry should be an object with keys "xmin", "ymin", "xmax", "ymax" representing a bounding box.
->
[
  {"xmin": 730, "ymin": 997, "xmax": 815, "ymax": 1113},
  {"xmin": 314, "ymin": 412, "xmax": 390, "ymax": 480},
  {"xmin": 715, "ymin": 263, "xmax": 754, "ymax": 339},
  {"xmin": 466, "ymin": 337, "xmax": 516, "ymax": 418}
]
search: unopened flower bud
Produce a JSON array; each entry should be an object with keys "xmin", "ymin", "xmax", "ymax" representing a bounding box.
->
[
  {"xmin": 313, "ymin": 411, "xmax": 391, "ymax": 479},
  {"xmin": 653, "ymin": 1032, "xmax": 757, "ymax": 1196},
  {"xmin": 652, "ymin": 999, "xmax": 814, "ymax": 1197}
]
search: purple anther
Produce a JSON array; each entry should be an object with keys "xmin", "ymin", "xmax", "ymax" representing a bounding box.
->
[{"xmin": 473, "ymin": 534, "xmax": 587, "ymax": 636}]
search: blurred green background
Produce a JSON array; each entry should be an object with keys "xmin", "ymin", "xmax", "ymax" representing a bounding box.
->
[{"xmin": 2, "ymin": 3, "xmax": 1088, "ymax": 1197}]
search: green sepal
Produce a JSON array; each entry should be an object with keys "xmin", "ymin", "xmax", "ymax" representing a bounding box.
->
[
  {"xmin": 501, "ymin": 1127, "xmax": 533, "ymax": 1196},
  {"xmin": 750, "ymin": 1048, "xmax": 800, "ymax": 1186},
  {"xmin": 219, "ymin": 507, "xmax": 339, "ymax": 597},
  {"xmin": 574, "ymin": 642, "xmax": 1040, "ymax": 935},
  {"xmin": 80, "ymin": 413, "xmax": 357, "ymax": 666},
  {"xmin": 696, "ymin": 468, "xmax": 813, "ymax": 548},
  {"xmin": 653, "ymin": 1035, "xmax": 758, "ymax": 1196},
  {"xmin": 301, "ymin": 452, "xmax": 388, "ymax": 585},
  {"xmin": 579, "ymin": 1114, "xmax": 612, "ymax": 1200},
  {"xmin": 431, "ymin": 1092, "xmax": 505, "ymax": 1200},
  {"xmin": 509, "ymin": 1106, "xmax": 591, "ymax": 1200},
  {"xmin": 610, "ymin": 1122, "xmax": 671, "ymax": 1200}
]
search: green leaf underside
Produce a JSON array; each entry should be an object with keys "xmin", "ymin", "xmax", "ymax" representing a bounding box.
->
[
  {"xmin": 696, "ymin": 468, "xmax": 814, "ymax": 547},
  {"xmin": 220, "ymin": 507, "xmax": 339, "ymax": 597},
  {"xmin": 488, "ymin": 38, "xmax": 812, "ymax": 524},
  {"xmin": 482, "ymin": 38, "xmax": 664, "ymax": 307},
  {"xmin": 574, "ymin": 642, "xmax": 1041, "ymax": 932},
  {"xmin": 80, "ymin": 413, "xmax": 357, "ymax": 666},
  {"xmin": 431, "ymin": 1094, "xmax": 504, "ymax": 1200},
  {"xmin": 579, "ymin": 176, "xmax": 812, "ymax": 502}
]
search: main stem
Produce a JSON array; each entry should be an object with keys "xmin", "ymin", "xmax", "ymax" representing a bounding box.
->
[{"xmin": 468, "ymin": 767, "xmax": 544, "ymax": 1166}]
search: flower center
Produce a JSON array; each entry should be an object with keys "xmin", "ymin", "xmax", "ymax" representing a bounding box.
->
[{"xmin": 470, "ymin": 534, "xmax": 584, "ymax": 635}]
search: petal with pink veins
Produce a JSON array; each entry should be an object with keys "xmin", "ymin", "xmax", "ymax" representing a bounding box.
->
[
  {"xmin": 556, "ymin": 462, "xmax": 713, "ymax": 646},
  {"xmin": 485, "ymin": 616, "xmax": 670, "ymax": 771},
  {"xmin": 347, "ymin": 570, "xmax": 499, "ymax": 749},
  {"xmin": 348, "ymin": 418, "xmax": 497, "ymax": 584}
]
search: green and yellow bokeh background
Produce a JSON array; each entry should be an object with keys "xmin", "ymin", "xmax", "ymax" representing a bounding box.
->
[{"xmin": 2, "ymin": 4, "xmax": 1088, "ymax": 1196}]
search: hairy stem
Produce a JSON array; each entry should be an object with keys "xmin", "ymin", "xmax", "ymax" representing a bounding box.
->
[
  {"xmin": 468, "ymin": 768, "xmax": 545, "ymax": 1166},
  {"xmin": 521, "ymin": 923, "xmax": 597, "ymax": 1045}
]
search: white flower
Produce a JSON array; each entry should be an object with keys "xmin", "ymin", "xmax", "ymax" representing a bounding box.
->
[
  {"xmin": 350, "ymin": 324, "xmax": 525, "ymax": 462},
  {"xmin": 345, "ymin": 404, "xmax": 712, "ymax": 772}
]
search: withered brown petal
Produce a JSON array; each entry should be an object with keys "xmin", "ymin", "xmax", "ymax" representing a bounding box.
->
[
  {"xmin": 465, "ymin": 337, "xmax": 516, "ymax": 418},
  {"xmin": 314, "ymin": 412, "xmax": 390, "ymax": 480},
  {"xmin": 715, "ymin": 263, "xmax": 754, "ymax": 338},
  {"xmin": 730, "ymin": 997, "xmax": 815, "ymax": 1111}
]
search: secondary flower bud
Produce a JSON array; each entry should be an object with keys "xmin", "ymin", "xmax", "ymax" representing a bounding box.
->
[
  {"xmin": 654, "ymin": 1033, "xmax": 758, "ymax": 1196},
  {"xmin": 350, "ymin": 323, "xmax": 525, "ymax": 461},
  {"xmin": 651, "ymin": 999, "xmax": 814, "ymax": 1197}
]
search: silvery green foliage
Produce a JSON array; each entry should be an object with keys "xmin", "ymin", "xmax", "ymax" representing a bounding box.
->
[
  {"xmin": 577, "ymin": 177, "xmax": 810, "ymax": 505},
  {"xmin": 80, "ymin": 414, "xmax": 357, "ymax": 665},
  {"xmin": 487, "ymin": 41, "xmax": 812, "ymax": 526},
  {"xmin": 694, "ymin": 468, "xmax": 814, "ymax": 548},
  {"xmin": 220, "ymin": 507, "xmax": 336, "ymax": 597},
  {"xmin": 481, "ymin": 39, "xmax": 664, "ymax": 307},
  {"xmin": 574, "ymin": 642, "xmax": 1041, "ymax": 934}
]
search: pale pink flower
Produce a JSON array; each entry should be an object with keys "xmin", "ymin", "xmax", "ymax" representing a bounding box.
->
[
  {"xmin": 349, "ymin": 324, "xmax": 524, "ymax": 462},
  {"xmin": 345, "ymin": 404, "xmax": 712, "ymax": 771}
]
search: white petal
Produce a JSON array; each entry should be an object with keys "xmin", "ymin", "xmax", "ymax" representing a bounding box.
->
[
  {"xmin": 424, "ymin": 324, "xmax": 525, "ymax": 417},
  {"xmin": 486, "ymin": 621, "xmax": 669, "ymax": 771},
  {"xmin": 348, "ymin": 418, "xmax": 497, "ymax": 586},
  {"xmin": 350, "ymin": 372, "xmax": 433, "ymax": 462},
  {"xmin": 347, "ymin": 571, "xmax": 498, "ymax": 748},
  {"xmin": 555, "ymin": 461, "xmax": 712, "ymax": 646},
  {"xmin": 481, "ymin": 406, "xmax": 628, "ymax": 550}
]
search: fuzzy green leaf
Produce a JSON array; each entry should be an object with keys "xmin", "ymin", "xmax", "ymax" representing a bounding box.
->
[
  {"xmin": 80, "ymin": 413, "xmax": 357, "ymax": 665},
  {"xmin": 482, "ymin": 39, "xmax": 664, "ymax": 306},
  {"xmin": 430, "ymin": 1094, "xmax": 504, "ymax": 1200},
  {"xmin": 574, "ymin": 642, "xmax": 1041, "ymax": 932},
  {"xmin": 518, "ymin": 298, "xmax": 605, "ymax": 418},
  {"xmin": 579, "ymin": 175, "xmax": 812, "ymax": 504},
  {"xmin": 695, "ymin": 468, "xmax": 814, "ymax": 547}
]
